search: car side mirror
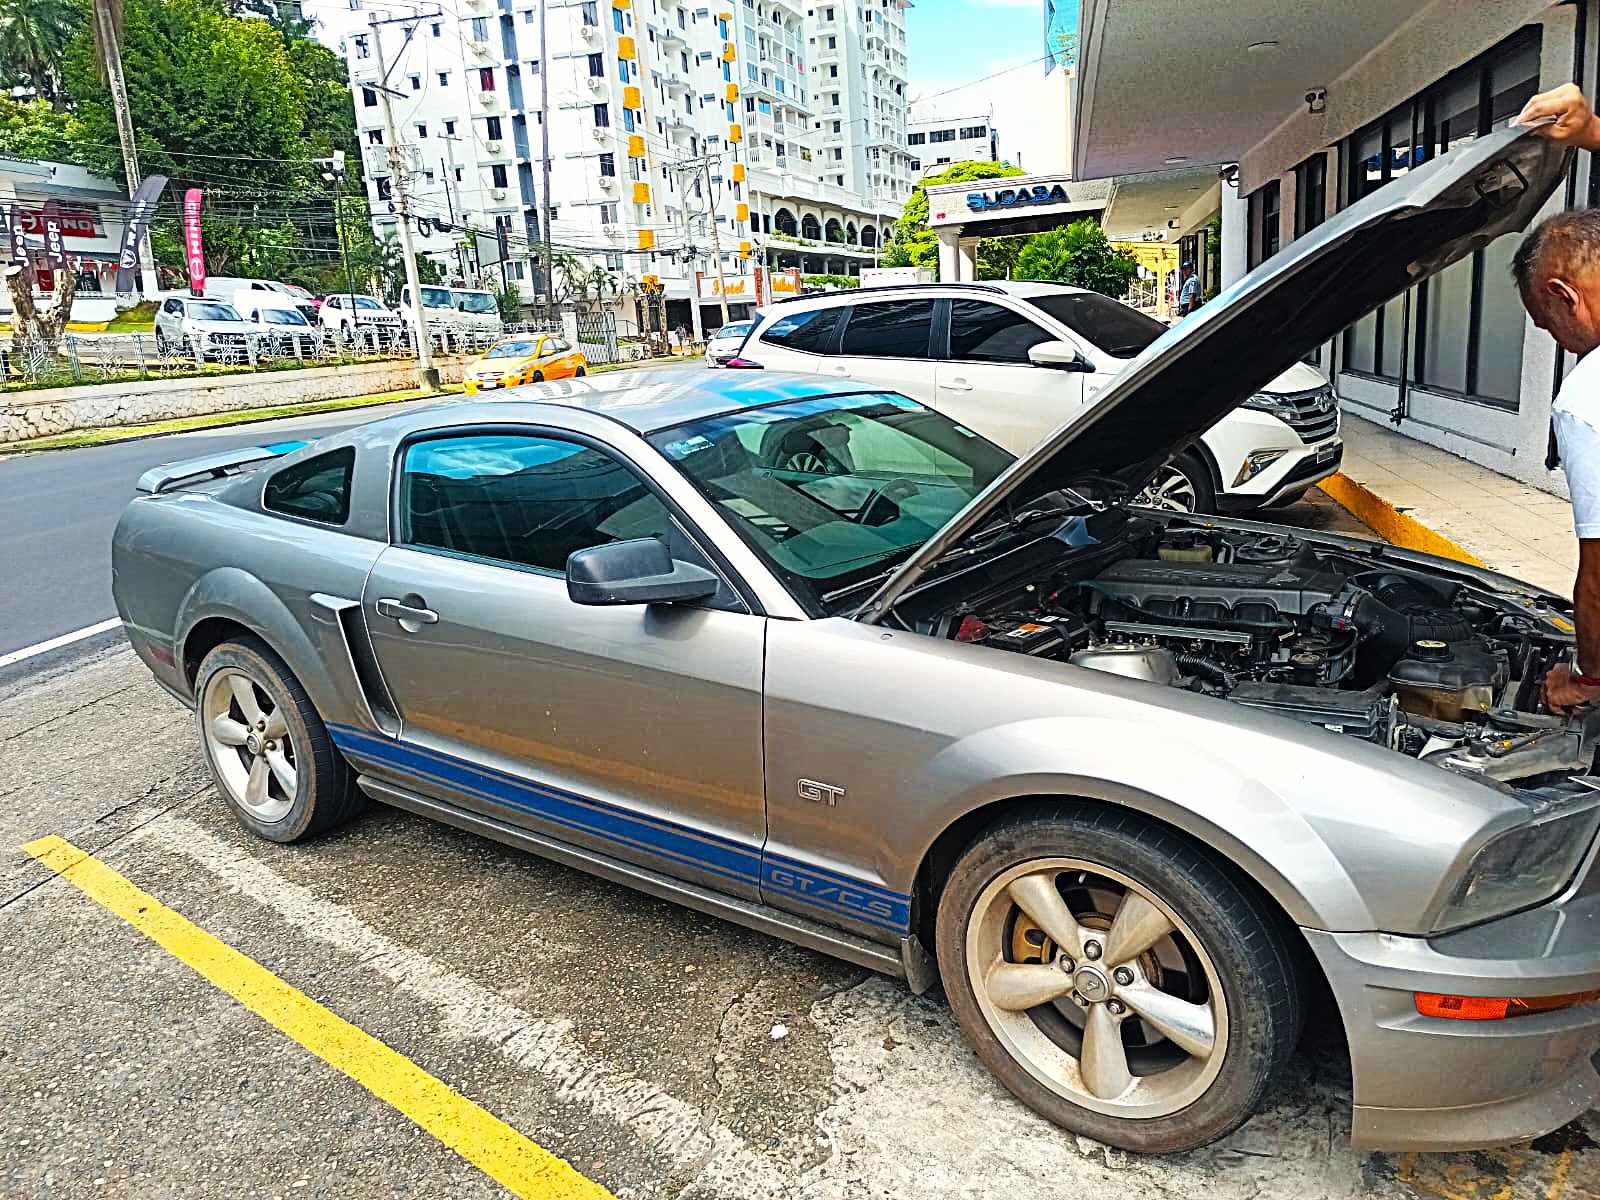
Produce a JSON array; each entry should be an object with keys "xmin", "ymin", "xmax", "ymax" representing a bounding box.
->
[
  {"xmin": 566, "ymin": 538, "xmax": 721, "ymax": 606},
  {"xmin": 1028, "ymin": 340, "xmax": 1095, "ymax": 372}
]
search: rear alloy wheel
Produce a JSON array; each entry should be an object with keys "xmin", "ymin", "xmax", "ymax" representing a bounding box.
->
[
  {"xmin": 196, "ymin": 637, "xmax": 362, "ymax": 843},
  {"xmin": 1135, "ymin": 451, "xmax": 1215, "ymax": 514},
  {"xmin": 936, "ymin": 808, "xmax": 1301, "ymax": 1153},
  {"xmin": 532, "ymin": 370, "xmax": 545, "ymax": 383}
]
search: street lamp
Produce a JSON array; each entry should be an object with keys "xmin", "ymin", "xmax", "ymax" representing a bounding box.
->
[{"xmin": 319, "ymin": 151, "xmax": 361, "ymax": 337}]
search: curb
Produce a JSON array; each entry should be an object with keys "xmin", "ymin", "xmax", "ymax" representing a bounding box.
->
[{"xmin": 1316, "ymin": 472, "xmax": 1485, "ymax": 567}]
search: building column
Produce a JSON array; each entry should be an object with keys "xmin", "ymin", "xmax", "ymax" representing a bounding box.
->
[
  {"xmin": 957, "ymin": 238, "xmax": 979, "ymax": 281},
  {"xmin": 1221, "ymin": 182, "xmax": 1247, "ymax": 287},
  {"xmin": 936, "ymin": 229, "xmax": 961, "ymax": 282}
]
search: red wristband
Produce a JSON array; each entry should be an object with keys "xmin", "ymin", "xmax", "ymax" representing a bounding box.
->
[{"xmin": 1575, "ymin": 668, "xmax": 1600, "ymax": 688}]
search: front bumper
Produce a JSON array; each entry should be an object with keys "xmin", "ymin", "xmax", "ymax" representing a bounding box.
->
[
  {"xmin": 1216, "ymin": 441, "xmax": 1343, "ymax": 514},
  {"xmin": 1306, "ymin": 880, "xmax": 1600, "ymax": 1150}
]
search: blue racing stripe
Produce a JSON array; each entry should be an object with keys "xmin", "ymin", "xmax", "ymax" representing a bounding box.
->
[{"xmin": 328, "ymin": 721, "xmax": 911, "ymax": 933}]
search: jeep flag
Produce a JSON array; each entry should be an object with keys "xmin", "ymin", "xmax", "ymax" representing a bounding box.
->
[
  {"xmin": 41, "ymin": 200, "xmax": 67, "ymax": 271},
  {"xmin": 115, "ymin": 173, "xmax": 168, "ymax": 294},
  {"xmin": 183, "ymin": 188, "xmax": 206, "ymax": 295},
  {"xmin": 4, "ymin": 206, "xmax": 30, "ymax": 283}
]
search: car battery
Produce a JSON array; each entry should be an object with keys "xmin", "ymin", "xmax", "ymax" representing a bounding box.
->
[{"xmin": 985, "ymin": 616, "xmax": 1071, "ymax": 658}]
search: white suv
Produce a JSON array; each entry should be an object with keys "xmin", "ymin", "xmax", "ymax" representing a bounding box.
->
[{"xmin": 734, "ymin": 281, "xmax": 1341, "ymax": 513}]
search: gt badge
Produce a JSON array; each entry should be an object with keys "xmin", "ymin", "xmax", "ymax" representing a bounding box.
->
[{"xmin": 797, "ymin": 778, "xmax": 846, "ymax": 806}]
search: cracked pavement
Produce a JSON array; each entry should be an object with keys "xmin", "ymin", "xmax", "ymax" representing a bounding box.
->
[{"xmin": 3, "ymin": 493, "xmax": 1600, "ymax": 1198}]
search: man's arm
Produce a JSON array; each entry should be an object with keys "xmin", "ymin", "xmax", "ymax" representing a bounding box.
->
[
  {"xmin": 1517, "ymin": 83, "xmax": 1600, "ymax": 150},
  {"xmin": 1545, "ymin": 538, "xmax": 1600, "ymax": 713}
]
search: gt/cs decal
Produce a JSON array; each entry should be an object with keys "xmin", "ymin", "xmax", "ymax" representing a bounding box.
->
[
  {"xmin": 797, "ymin": 778, "xmax": 846, "ymax": 806},
  {"xmin": 765, "ymin": 866, "xmax": 898, "ymax": 920}
]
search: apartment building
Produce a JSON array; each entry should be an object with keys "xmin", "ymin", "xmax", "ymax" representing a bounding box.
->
[
  {"xmin": 336, "ymin": 0, "xmax": 911, "ymax": 327},
  {"xmin": 907, "ymin": 112, "xmax": 999, "ymax": 174}
]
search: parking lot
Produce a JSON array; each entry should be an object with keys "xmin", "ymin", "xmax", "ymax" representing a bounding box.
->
[{"xmin": 4, "ymin": 493, "xmax": 1599, "ymax": 1200}]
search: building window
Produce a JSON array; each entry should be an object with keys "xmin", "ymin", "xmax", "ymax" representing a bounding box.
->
[
  {"xmin": 1340, "ymin": 25, "xmax": 1540, "ymax": 407},
  {"xmin": 438, "ymin": 71, "xmax": 450, "ymax": 86},
  {"xmin": 352, "ymin": 34, "xmax": 369, "ymax": 58},
  {"xmin": 443, "ymin": 119, "xmax": 456, "ymax": 136},
  {"xmin": 960, "ymin": 125, "xmax": 987, "ymax": 139},
  {"xmin": 408, "ymin": 73, "xmax": 421, "ymax": 90},
  {"xmin": 907, "ymin": 131, "xmax": 924, "ymax": 145},
  {"xmin": 491, "ymin": 164, "xmax": 509, "ymax": 188},
  {"xmin": 613, "ymin": 7, "xmax": 624, "ymax": 31},
  {"xmin": 415, "ymin": 122, "xmax": 427, "ymax": 138},
  {"xmin": 366, "ymin": 128, "xmax": 383, "ymax": 145},
  {"xmin": 485, "ymin": 115, "xmax": 503, "ymax": 139},
  {"xmin": 479, "ymin": 67, "xmax": 495, "ymax": 90},
  {"xmin": 600, "ymin": 202, "xmax": 617, "ymax": 222},
  {"xmin": 471, "ymin": 16, "xmax": 489, "ymax": 39},
  {"xmin": 430, "ymin": 22, "xmax": 441, "ymax": 36},
  {"xmin": 454, "ymin": 166, "xmax": 464, "ymax": 182},
  {"xmin": 599, "ymin": 152, "xmax": 616, "ymax": 176},
  {"xmin": 910, "ymin": 157, "xmax": 920, "ymax": 171},
  {"xmin": 929, "ymin": 128, "xmax": 955, "ymax": 143},
  {"xmin": 593, "ymin": 103, "xmax": 610, "ymax": 127},
  {"xmin": 361, "ymin": 86, "xmax": 377, "ymax": 107},
  {"xmin": 524, "ymin": 9, "xmax": 535, "ymax": 21},
  {"xmin": 581, "ymin": 0, "xmax": 599, "ymax": 23},
  {"xmin": 588, "ymin": 52, "xmax": 605, "ymax": 76},
  {"xmin": 1294, "ymin": 152, "xmax": 1327, "ymax": 237},
  {"xmin": 1247, "ymin": 179, "xmax": 1280, "ymax": 270}
]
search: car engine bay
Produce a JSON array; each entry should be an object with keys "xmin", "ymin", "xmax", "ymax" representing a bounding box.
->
[{"xmin": 929, "ymin": 518, "xmax": 1598, "ymax": 786}]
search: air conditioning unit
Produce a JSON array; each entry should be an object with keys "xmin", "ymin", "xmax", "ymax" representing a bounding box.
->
[
  {"xmin": 365, "ymin": 147, "xmax": 390, "ymax": 173},
  {"xmin": 477, "ymin": 92, "xmax": 499, "ymax": 108},
  {"xmin": 591, "ymin": 125, "xmax": 610, "ymax": 140},
  {"xmin": 598, "ymin": 175, "xmax": 618, "ymax": 190},
  {"xmin": 587, "ymin": 76, "xmax": 606, "ymax": 93},
  {"xmin": 490, "ymin": 187, "xmax": 508, "ymax": 200},
  {"xmin": 601, "ymin": 223, "xmax": 619, "ymax": 234},
  {"xmin": 485, "ymin": 140, "xmax": 504, "ymax": 154},
  {"xmin": 469, "ymin": 39, "xmax": 492, "ymax": 56},
  {"xmin": 581, "ymin": 23, "xmax": 601, "ymax": 43}
]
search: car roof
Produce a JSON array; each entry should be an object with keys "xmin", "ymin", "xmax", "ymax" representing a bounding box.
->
[
  {"xmin": 380, "ymin": 369, "xmax": 879, "ymax": 435},
  {"xmin": 762, "ymin": 280, "xmax": 1092, "ymax": 314}
]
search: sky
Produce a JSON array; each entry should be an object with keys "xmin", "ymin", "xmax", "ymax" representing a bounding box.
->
[{"xmin": 904, "ymin": 0, "xmax": 1077, "ymax": 174}]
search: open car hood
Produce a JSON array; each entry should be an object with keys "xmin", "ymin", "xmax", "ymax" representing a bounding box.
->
[{"xmin": 859, "ymin": 123, "xmax": 1570, "ymax": 623}]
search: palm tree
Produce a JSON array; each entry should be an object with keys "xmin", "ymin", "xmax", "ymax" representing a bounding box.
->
[
  {"xmin": 0, "ymin": 0, "xmax": 84, "ymax": 104},
  {"xmin": 551, "ymin": 254, "xmax": 590, "ymax": 306}
]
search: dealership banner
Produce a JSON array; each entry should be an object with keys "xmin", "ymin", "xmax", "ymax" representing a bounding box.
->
[
  {"xmin": 40, "ymin": 200, "xmax": 67, "ymax": 271},
  {"xmin": 4, "ymin": 206, "xmax": 30, "ymax": 282},
  {"xmin": 183, "ymin": 188, "xmax": 206, "ymax": 294},
  {"xmin": 115, "ymin": 173, "xmax": 167, "ymax": 294}
]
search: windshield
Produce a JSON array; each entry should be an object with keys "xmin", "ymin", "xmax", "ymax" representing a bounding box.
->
[
  {"xmin": 485, "ymin": 338, "xmax": 540, "ymax": 359},
  {"xmin": 420, "ymin": 286, "xmax": 454, "ymax": 308},
  {"xmin": 264, "ymin": 308, "xmax": 308, "ymax": 325},
  {"xmin": 650, "ymin": 393, "xmax": 1011, "ymax": 612},
  {"xmin": 712, "ymin": 321, "xmax": 754, "ymax": 340},
  {"xmin": 352, "ymin": 296, "xmax": 387, "ymax": 311},
  {"xmin": 1024, "ymin": 292, "xmax": 1165, "ymax": 358},
  {"xmin": 188, "ymin": 301, "xmax": 241, "ymax": 322},
  {"xmin": 285, "ymin": 285, "xmax": 314, "ymax": 300},
  {"xmin": 456, "ymin": 291, "xmax": 498, "ymax": 314}
]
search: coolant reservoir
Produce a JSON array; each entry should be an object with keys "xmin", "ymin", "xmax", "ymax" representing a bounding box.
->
[
  {"xmin": 1157, "ymin": 532, "xmax": 1213, "ymax": 563},
  {"xmin": 1388, "ymin": 638, "xmax": 1503, "ymax": 721}
]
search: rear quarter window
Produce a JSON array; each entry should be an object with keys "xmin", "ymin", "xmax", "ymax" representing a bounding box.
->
[
  {"xmin": 760, "ymin": 306, "xmax": 844, "ymax": 354},
  {"xmin": 263, "ymin": 447, "xmax": 356, "ymax": 525}
]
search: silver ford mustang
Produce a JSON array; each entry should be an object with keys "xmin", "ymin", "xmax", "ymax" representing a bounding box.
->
[{"xmin": 113, "ymin": 127, "xmax": 1600, "ymax": 1154}]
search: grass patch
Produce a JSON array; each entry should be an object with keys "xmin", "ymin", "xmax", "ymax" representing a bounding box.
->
[
  {"xmin": 105, "ymin": 301, "xmax": 159, "ymax": 332},
  {"xmin": 1, "ymin": 384, "xmax": 463, "ymax": 453}
]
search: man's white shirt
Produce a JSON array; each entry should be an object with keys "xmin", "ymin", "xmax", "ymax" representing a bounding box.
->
[{"xmin": 1554, "ymin": 347, "xmax": 1600, "ymax": 538}]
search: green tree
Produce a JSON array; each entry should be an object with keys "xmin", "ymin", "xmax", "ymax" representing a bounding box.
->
[
  {"xmin": 880, "ymin": 160, "xmax": 1027, "ymax": 278},
  {"xmin": 0, "ymin": 0, "xmax": 83, "ymax": 105},
  {"xmin": 0, "ymin": 97, "xmax": 78, "ymax": 159},
  {"xmin": 63, "ymin": 0, "xmax": 309, "ymax": 192},
  {"xmin": 1014, "ymin": 219, "xmax": 1140, "ymax": 298}
]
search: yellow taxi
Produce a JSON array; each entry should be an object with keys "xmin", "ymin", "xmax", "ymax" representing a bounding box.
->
[{"xmin": 461, "ymin": 334, "xmax": 588, "ymax": 393}]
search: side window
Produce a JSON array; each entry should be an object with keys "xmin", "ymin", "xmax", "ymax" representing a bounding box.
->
[
  {"xmin": 839, "ymin": 300, "xmax": 935, "ymax": 359},
  {"xmin": 759, "ymin": 305, "xmax": 843, "ymax": 354},
  {"xmin": 163, "ymin": 299, "xmax": 181, "ymax": 314},
  {"xmin": 400, "ymin": 435, "xmax": 676, "ymax": 575},
  {"xmin": 947, "ymin": 299, "xmax": 1055, "ymax": 364},
  {"xmin": 263, "ymin": 447, "xmax": 356, "ymax": 525}
]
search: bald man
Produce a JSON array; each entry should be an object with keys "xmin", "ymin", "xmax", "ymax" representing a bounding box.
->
[{"xmin": 1512, "ymin": 86, "xmax": 1600, "ymax": 711}]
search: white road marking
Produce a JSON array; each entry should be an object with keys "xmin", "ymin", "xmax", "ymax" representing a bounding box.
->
[
  {"xmin": 0, "ymin": 618, "xmax": 122, "ymax": 669},
  {"xmin": 142, "ymin": 817, "xmax": 791, "ymax": 1197}
]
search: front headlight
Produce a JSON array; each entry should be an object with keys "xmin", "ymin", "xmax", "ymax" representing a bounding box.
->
[
  {"xmin": 1437, "ymin": 798, "xmax": 1600, "ymax": 930},
  {"xmin": 1231, "ymin": 448, "xmax": 1289, "ymax": 486},
  {"xmin": 1241, "ymin": 391, "xmax": 1298, "ymax": 417}
]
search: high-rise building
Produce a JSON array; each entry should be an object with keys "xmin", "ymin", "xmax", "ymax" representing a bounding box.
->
[
  {"xmin": 335, "ymin": 0, "xmax": 911, "ymax": 329},
  {"xmin": 906, "ymin": 112, "xmax": 999, "ymax": 175}
]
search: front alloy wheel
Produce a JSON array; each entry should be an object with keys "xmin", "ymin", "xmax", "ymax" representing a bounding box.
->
[{"xmin": 936, "ymin": 809, "xmax": 1301, "ymax": 1153}]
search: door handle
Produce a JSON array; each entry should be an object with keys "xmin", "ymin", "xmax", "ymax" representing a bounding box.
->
[
  {"xmin": 824, "ymin": 365, "xmax": 850, "ymax": 375},
  {"xmin": 376, "ymin": 598, "xmax": 438, "ymax": 624},
  {"xmin": 942, "ymin": 379, "xmax": 973, "ymax": 392}
]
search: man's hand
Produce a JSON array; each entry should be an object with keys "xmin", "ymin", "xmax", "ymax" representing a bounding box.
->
[
  {"xmin": 1516, "ymin": 83, "xmax": 1600, "ymax": 150},
  {"xmin": 1543, "ymin": 662, "xmax": 1600, "ymax": 715}
]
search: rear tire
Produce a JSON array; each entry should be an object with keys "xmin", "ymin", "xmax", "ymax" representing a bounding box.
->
[
  {"xmin": 935, "ymin": 806, "xmax": 1302, "ymax": 1153},
  {"xmin": 531, "ymin": 370, "xmax": 545, "ymax": 382},
  {"xmin": 195, "ymin": 636, "xmax": 363, "ymax": 844},
  {"xmin": 575, "ymin": 366, "xmax": 586, "ymax": 377}
]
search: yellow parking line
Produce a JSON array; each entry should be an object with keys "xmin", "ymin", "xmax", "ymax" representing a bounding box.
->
[{"xmin": 21, "ymin": 835, "xmax": 615, "ymax": 1200}]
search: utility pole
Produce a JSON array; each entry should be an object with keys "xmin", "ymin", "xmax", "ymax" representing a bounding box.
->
[
  {"xmin": 370, "ymin": 12, "xmax": 439, "ymax": 390},
  {"xmin": 673, "ymin": 194, "xmax": 702, "ymax": 346},
  {"xmin": 92, "ymin": 0, "xmax": 157, "ymax": 297},
  {"xmin": 537, "ymin": 0, "xmax": 556, "ymax": 313},
  {"xmin": 320, "ymin": 153, "xmax": 360, "ymax": 330},
  {"xmin": 699, "ymin": 160, "xmax": 730, "ymax": 327}
]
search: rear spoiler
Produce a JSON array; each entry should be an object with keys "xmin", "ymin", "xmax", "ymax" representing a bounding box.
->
[{"xmin": 136, "ymin": 440, "xmax": 309, "ymax": 494}]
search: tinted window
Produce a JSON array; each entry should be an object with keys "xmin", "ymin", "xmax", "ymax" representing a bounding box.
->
[
  {"xmin": 486, "ymin": 339, "xmax": 541, "ymax": 358},
  {"xmin": 264, "ymin": 447, "xmax": 355, "ymax": 525},
  {"xmin": 947, "ymin": 300, "xmax": 1055, "ymax": 363},
  {"xmin": 353, "ymin": 297, "xmax": 386, "ymax": 310},
  {"xmin": 400, "ymin": 435, "xmax": 676, "ymax": 575},
  {"xmin": 456, "ymin": 291, "xmax": 498, "ymax": 313},
  {"xmin": 187, "ymin": 301, "xmax": 241, "ymax": 322},
  {"xmin": 759, "ymin": 305, "xmax": 844, "ymax": 354},
  {"xmin": 839, "ymin": 300, "xmax": 934, "ymax": 359},
  {"xmin": 1023, "ymin": 292, "xmax": 1164, "ymax": 358}
]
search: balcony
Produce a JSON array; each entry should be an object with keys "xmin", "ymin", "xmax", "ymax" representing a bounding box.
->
[{"xmin": 662, "ymin": 71, "xmax": 691, "ymax": 93}]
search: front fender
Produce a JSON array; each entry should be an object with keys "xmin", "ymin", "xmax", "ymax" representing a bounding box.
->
[{"xmin": 904, "ymin": 716, "xmax": 1366, "ymax": 930}]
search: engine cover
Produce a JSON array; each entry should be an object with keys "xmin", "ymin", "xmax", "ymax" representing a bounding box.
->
[{"xmin": 1088, "ymin": 556, "xmax": 1350, "ymax": 627}]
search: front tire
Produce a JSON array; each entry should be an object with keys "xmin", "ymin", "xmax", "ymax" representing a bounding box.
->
[
  {"xmin": 531, "ymin": 369, "xmax": 545, "ymax": 382},
  {"xmin": 575, "ymin": 366, "xmax": 586, "ymax": 377},
  {"xmin": 1136, "ymin": 451, "xmax": 1215, "ymax": 514},
  {"xmin": 935, "ymin": 807, "xmax": 1302, "ymax": 1153},
  {"xmin": 195, "ymin": 637, "xmax": 362, "ymax": 843}
]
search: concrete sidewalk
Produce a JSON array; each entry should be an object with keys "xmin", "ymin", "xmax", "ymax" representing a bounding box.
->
[{"xmin": 1323, "ymin": 413, "xmax": 1577, "ymax": 596}]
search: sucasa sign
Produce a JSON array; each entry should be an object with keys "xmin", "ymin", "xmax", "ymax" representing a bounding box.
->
[{"xmin": 966, "ymin": 183, "xmax": 1072, "ymax": 212}]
